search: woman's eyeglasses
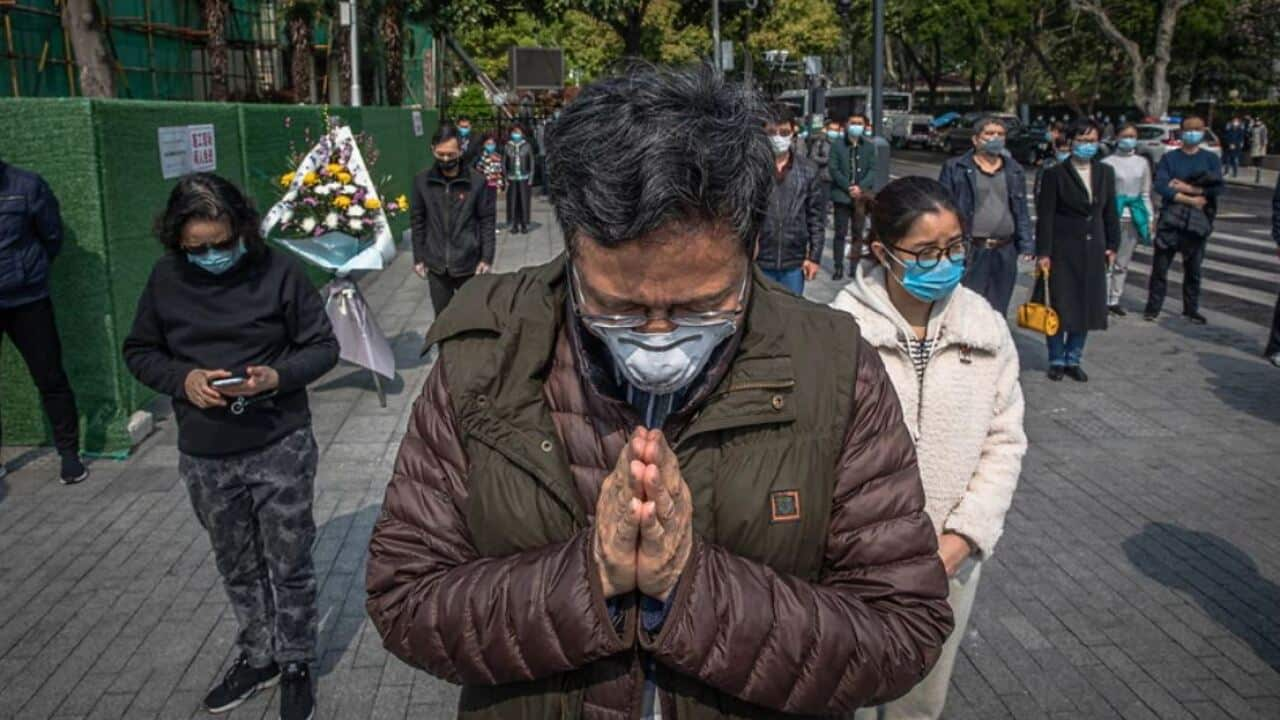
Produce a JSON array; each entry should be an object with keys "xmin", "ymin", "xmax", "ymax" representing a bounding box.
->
[{"xmin": 889, "ymin": 238, "xmax": 970, "ymax": 270}]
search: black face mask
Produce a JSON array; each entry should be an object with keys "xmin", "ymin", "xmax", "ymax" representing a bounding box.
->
[{"xmin": 436, "ymin": 157, "xmax": 460, "ymax": 172}]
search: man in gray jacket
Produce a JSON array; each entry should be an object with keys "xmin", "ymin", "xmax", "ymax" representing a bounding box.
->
[{"xmin": 0, "ymin": 158, "xmax": 86, "ymax": 484}]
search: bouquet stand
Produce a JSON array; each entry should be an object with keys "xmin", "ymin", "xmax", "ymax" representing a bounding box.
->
[{"xmin": 261, "ymin": 124, "xmax": 406, "ymax": 407}]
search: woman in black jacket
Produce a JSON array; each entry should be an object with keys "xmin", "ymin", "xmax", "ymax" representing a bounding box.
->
[
  {"xmin": 1035, "ymin": 118, "xmax": 1121, "ymax": 382},
  {"xmin": 122, "ymin": 173, "xmax": 338, "ymax": 720},
  {"xmin": 503, "ymin": 123, "xmax": 535, "ymax": 234},
  {"xmin": 411, "ymin": 123, "xmax": 497, "ymax": 316}
]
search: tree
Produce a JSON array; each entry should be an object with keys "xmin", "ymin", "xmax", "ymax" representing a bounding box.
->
[
  {"xmin": 381, "ymin": 0, "xmax": 407, "ymax": 104},
  {"xmin": 283, "ymin": 1, "xmax": 321, "ymax": 102},
  {"xmin": 1070, "ymin": 0, "xmax": 1198, "ymax": 118},
  {"xmin": 62, "ymin": 0, "xmax": 115, "ymax": 97},
  {"xmin": 748, "ymin": 0, "xmax": 842, "ymax": 60},
  {"xmin": 199, "ymin": 0, "xmax": 230, "ymax": 101}
]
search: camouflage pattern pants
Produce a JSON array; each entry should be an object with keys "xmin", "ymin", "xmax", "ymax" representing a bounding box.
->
[{"xmin": 180, "ymin": 427, "xmax": 319, "ymax": 665}]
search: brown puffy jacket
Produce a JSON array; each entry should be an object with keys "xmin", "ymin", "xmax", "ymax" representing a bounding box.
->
[{"xmin": 366, "ymin": 257, "xmax": 952, "ymax": 719}]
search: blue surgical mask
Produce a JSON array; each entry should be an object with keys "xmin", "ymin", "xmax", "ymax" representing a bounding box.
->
[
  {"xmin": 884, "ymin": 252, "xmax": 965, "ymax": 303},
  {"xmin": 1117, "ymin": 137, "xmax": 1138, "ymax": 152},
  {"xmin": 825, "ymin": 130, "xmax": 840, "ymax": 140},
  {"xmin": 510, "ymin": 132, "xmax": 523, "ymax": 143},
  {"xmin": 981, "ymin": 137, "xmax": 1005, "ymax": 155},
  {"xmin": 1055, "ymin": 151, "xmax": 1070, "ymax": 162},
  {"xmin": 188, "ymin": 239, "xmax": 246, "ymax": 275},
  {"xmin": 1182, "ymin": 130, "xmax": 1204, "ymax": 145},
  {"xmin": 847, "ymin": 124, "xmax": 865, "ymax": 139},
  {"xmin": 458, "ymin": 126, "xmax": 471, "ymax": 137},
  {"xmin": 484, "ymin": 141, "xmax": 496, "ymax": 153},
  {"xmin": 1072, "ymin": 142, "xmax": 1099, "ymax": 160}
]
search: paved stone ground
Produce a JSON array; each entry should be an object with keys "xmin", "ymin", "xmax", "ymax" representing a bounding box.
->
[{"xmin": 1, "ymin": 189, "xmax": 1278, "ymax": 720}]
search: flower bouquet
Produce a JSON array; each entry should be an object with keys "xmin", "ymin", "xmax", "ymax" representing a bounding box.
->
[{"xmin": 261, "ymin": 124, "xmax": 405, "ymax": 276}]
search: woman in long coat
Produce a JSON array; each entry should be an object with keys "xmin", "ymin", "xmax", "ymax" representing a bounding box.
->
[{"xmin": 1035, "ymin": 118, "xmax": 1120, "ymax": 382}]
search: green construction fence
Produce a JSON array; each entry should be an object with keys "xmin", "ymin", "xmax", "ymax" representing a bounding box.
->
[{"xmin": 0, "ymin": 97, "xmax": 437, "ymax": 456}]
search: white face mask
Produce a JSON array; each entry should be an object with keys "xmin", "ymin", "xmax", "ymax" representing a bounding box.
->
[
  {"xmin": 769, "ymin": 134, "xmax": 793, "ymax": 155},
  {"xmin": 592, "ymin": 323, "xmax": 737, "ymax": 395}
]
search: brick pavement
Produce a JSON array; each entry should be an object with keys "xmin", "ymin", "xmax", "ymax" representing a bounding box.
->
[{"xmin": 1, "ymin": 192, "xmax": 1278, "ymax": 719}]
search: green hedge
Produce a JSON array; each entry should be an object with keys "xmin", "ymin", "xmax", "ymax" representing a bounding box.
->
[{"xmin": 0, "ymin": 99, "xmax": 438, "ymax": 456}]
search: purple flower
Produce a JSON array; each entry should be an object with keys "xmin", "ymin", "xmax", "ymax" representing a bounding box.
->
[
  {"xmin": 313, "ymin": 226, "xmax": 325, "ymax": 237},
  {"xmin": 303, "ymin": 197, "xmax": 318, "ymax": 206}
]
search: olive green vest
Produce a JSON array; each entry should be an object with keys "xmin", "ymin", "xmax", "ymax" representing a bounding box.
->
[{"xmin": 424, "ymin": 255, "xmax": 862, "ymax": 719}]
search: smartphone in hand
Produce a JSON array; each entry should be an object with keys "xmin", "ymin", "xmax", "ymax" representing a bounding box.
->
[{"xmin": 211, "ymin": 377, "xmax": 247, "ymax": 390}]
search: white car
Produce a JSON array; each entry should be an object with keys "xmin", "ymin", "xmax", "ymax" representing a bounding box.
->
[{"xmin": 1133, "ymin": 123, "xmax": 1222, "ymax": 169}]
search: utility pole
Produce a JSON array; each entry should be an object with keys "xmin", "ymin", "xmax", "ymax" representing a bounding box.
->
[
  {"xmin": 712, "ymin": 0, "xmax": 722, "ymax": 75},
  {"xmin": 871, "ymin": 0, "xmax": 884, "ymax": 138},
  {"xmin": 349, "ymin": 0, "xmax": 362, "ymax": 106}
]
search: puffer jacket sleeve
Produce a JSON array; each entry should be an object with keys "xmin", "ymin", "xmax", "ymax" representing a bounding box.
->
[
  {"xmin": 942, "ymin": 315, "xmax": 1027, "ymax": 557},
  {"xmin": 365, "ymin": 361, "xmax": 632, "ymax": 685},
  {"xmin": 640, "ymin": 339, "xmax": 953, "ymax": 714}
]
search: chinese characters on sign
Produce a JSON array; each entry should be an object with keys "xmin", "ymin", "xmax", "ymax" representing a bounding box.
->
[{"xmin": 157, "ymin": 124, "xmax": 217, "ymax": 179}]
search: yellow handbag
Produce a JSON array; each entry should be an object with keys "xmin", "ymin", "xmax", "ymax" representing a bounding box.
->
[{"xmin": 1017, "ymin": 268, "xmax": 1061, "ymax": 336}]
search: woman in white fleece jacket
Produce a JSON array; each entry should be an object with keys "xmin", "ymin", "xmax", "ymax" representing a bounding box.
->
[{"xmin": 834, "ymin": 176, "xmax": 1027, "ymax": 720}]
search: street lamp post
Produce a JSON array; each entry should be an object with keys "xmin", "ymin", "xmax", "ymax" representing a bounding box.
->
[
  {"xmin": 871, "ymin": 0, "xmax": 883, "ymax": 138},
  {"xmin": 348, "ymin": 0, "xmax": 362, "ymax": 107},
  {"xmin": 712, "ymin": 0, "xmax": 722, "ymax": 75}
]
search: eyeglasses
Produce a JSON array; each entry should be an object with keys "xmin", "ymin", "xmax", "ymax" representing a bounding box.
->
[
  {"xmin": 887, "ymin": 237, "xmax": 970, "ymax": 270},
  {"xmin": 182, "ymin": 236, "xmax": 239, "ymax": 255},
  {"xmin": 571, "ymin": 265, "xmax": 749, "ymax": 330}
]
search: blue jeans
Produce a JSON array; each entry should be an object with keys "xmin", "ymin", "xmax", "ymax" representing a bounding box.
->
[
  {"xmin": 760, "ymin": 266, "xmax": 805, "ymax": 295},
  {"xmin": 1046, "ymin": 330, "xmax": 1088, "ymax": 367}
]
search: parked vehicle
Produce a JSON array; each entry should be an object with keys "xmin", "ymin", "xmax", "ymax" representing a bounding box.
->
[
  {"xmin": 1006, "ymin": 122, "xmax": 1051, "ymax": 165},
  {"xmin": 890, "ymin": 114, "xmax": 935, "ymax": 149}
]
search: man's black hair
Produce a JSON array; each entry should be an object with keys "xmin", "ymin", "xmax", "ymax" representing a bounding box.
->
[
  {"xmin": 431, "ymin": 123, "xmax": 461, "ymax": 146},
  {"xmin": 1181, "ymin": 114, "xmax": 1205, "ymax": 129},
  {"xmin": 766, "ymin": 103, "xmax": 795, "ymax": 127},
  {"xmin": 545, "ymin": 63, "xmax": 772, "ymax": 253}
]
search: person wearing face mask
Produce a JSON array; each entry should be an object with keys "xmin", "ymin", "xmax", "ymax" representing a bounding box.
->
[
  {"xmin": 832, "ymin": 176, "xmax": 1026, "ymax": 720},
  {"xmin": 475, "ymin": 131, "xmax": 505, "ymax": 209},
  {"xmin": 1223, "ymin": 116, "xmax": 1247, "ymax": 178},
  {"xmin": 503, "ymin": 123, "xmax": 535, "ymax": 234},
  {"xmin": 828, "ymin": 113, "xmax": 880, "ymax": 280},
  {"xmin": 411, "ymin": 124, "xmax": 497, "ymax": 317},
  {"xmin": 1035, "ymin": 118, "xmax": 1121, "ymax": 382},
  {"xmin": 805, "ymin": 117, "xmax": 835, "ymax": 223},
  {"xmin": 1102, "ymin": 123, "xmax": 1153, "ymax": 315},
  {"xmin": 754, "ymin": 106, "xmax": 826, "ymax": 295},
  {"xmin": 1143, "ymin": 114, "xmax": 1224, "ymax": 325},
  {"xmin": 1034, "ymin": 136, "xmax": 1072, "ymax": 203},
  {"xmin": 366, "ymin": 64, "xmax": 952, "ymax": 720},
  {"xmin": 455, "ymin": 116, "xmax": 482, "ymax": 170},
  {"xmin": 0, "ymin": 157, "xmax": 87, "ymax": 485},
  {"xmin": 937, "ymin": 116, "xmax": 1034, "ymax": 315},
  {"xmin": 123, "ymin": 173, "xmax": 338, "ymax": 720}
]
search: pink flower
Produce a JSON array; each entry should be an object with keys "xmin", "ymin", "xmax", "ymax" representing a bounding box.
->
[{"xmin": 313, "ymin": 226, "xmax": 325, "ymax": 237}]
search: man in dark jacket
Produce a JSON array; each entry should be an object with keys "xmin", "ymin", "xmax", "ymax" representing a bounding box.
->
[
  {"xmin": 0, "ymin": 159, "xmax": 86, "ymax": 484},
  {"xmin": 938, "ymin": 116, "xmax": 1034, "ymax": 315},
  {"xmin": 755, "ymin": 106, "xmax": 826, "ymax": 296},
  {"xmin": 1266, "ymin": 174, "xmax": 1280, "ymax": 367},
  {"xmin": 806, "ymin": 118, "xmax": 837, "ymax": 224},
  {"xmin": 366, "ymin": 64, "xmax": 951, "ymax": 720},
  {"xmin": 410, "ymin": 125, "xmax": 497, "ymax": 316},
  {"xmin": 1223, "ymin": 116, "xmax": 1247, "ymax": 178},
  {"xmin": 1143, "ymin": 115, "xmax": 1224, "ymax": 325},
  {"xmin": 829, "ymin": 113, "xmax": 879, "ymax": 280}
]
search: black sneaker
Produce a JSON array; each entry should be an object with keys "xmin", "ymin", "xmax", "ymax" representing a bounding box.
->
[
  {"xmin": 279, "ymin": 662, "xmax": 315, "ymax": 720},
  {"xmin": 204, "ymin": 654, "xmax": 280, "ymax": 714},
  {"xmin": 1143, "ymin": 311, "xmax": 1158, "ymax": 322},
  {"xmin": 1108, "ymin": 305, "xmax": 1127, "ymax": 317},
  {"xmin": 832, "ymin": 267, "xmax": 845, "ymax": 281},
  {"xmin": 1047, "ymin": 366, "xmax": 1065, "ymax": 381},
  {"xmin": 1064, "ymin": 366, "xmax": 1089, "ymax": 383},
  {"xmin": 59, "ymin": 454, "xmax": 89, "ymax": 485},
  {"xmin": 1184, "ymin": 311, "xmax": 1207, "ymax": 325}
]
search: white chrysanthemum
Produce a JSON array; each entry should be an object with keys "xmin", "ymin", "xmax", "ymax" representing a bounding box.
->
[
  {"xmin": 324, "ymin": 212, "xmax": 340, "ymax": 229},
  {"xmin": 347, "ymin": 205, "xmax": 366, "ymax": 218},
  {"xmin": 342, "ymin": 184, "xmax": 358, "ymax": 194},
  {"xmin": 314, "ymin": 185, "xmax": 332, "ymax": 196},
  {"xmin": 300, "ymin": 217, "xmax": 316, "ymax": 232},
  {"xmin": 348, "ymin": 219, "xmax": 364, "ymax": 232}
]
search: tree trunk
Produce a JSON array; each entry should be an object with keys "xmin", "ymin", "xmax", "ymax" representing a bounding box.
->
[
  {"xmin": 331, "ymin": 14, "xmax": 350, "ymax": 104},
  {"xmin": 1024, "ymin": 32, "xmax": 1084, "ymax": 117},
  {"xmin": 622, "ymin": 8, "xmax": 644, "ymax": 58},
  {"xmin": 200, "ymin": 0, "xmax": 229, "ymax": 101},
  {"xmin": 61, "ymin": 0, "xmax": 114, "ymax": 97},
  {"xmin": 1072, "ymin": 0, "xmax": 1191, "ymax": 118},
  {"xmin": 289, "ymin": 16, "xmax": 312, "ymax": 103},
  {"xmin": 381, "ymin": 0, "xmax": 405, "ymax": 105}
]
